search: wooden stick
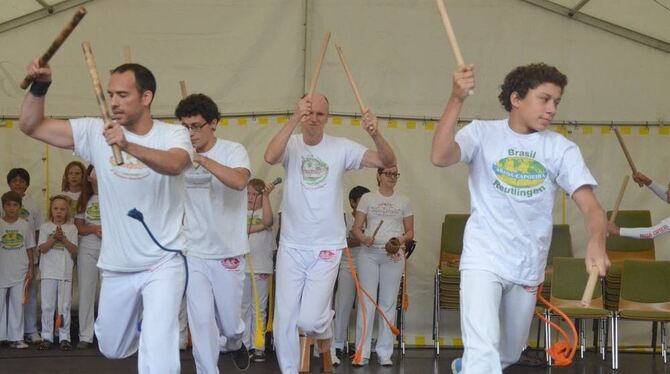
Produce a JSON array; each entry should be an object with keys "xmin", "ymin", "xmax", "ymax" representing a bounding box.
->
[
  {"xmin": 580, "ymin": 266, "xmax": 600, "ymax": 307},
  {"xmin": 20, "ymin": 7, "xmax": 87, "ymax": 89},
  {"xmin": 179, "ymin": 80, "xmax": 188, "ymax": 99},
  {"xmin": 613, "ymin": 128, "xmax": 638, "ymax": 174},
  {"xmin": 609, "ymin": 175, "xmax": 629, "ymax": 224},
  {"xmin": 371, "ymin": 220, "xmax": 384, "ymax": 241},
  {"xmin": 81, "ymin": 42, "xmax": 124, "ymax": 165},
  {"xmin": 335, "ymin": 44, "xmax": 367, "ymax": 113},
  {"xmin": 123, "ymin": 46, "xmax": 132, "ymax": 64},
  {"xmin": 435, "ymin": 0, "xmax": 473, "ymax": 95},
  {"xmin": 307, "ymin": 32, "xmax": 331, "ymax": 98}
]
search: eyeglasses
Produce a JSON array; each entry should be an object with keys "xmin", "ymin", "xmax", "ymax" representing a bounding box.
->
[
  {"xmin": 181, "ymin": 122, "xmax": 210, "ymax": 133},
  {"xmin": 380, "ymin": 172, "xmax": 400, "ymax": 178}
]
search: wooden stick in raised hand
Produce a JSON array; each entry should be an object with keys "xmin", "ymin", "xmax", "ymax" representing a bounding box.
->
[
  {"xmin": 435, "ymin": 0, "xmax": 473, "ymax": 95},
  {"xmin": 613, "ymin": 128, "xmax": 637, "ymax": 174},
  {"xmin": 609, "ymin": 175, "xmax": 629, "ymax": 224},
  {"xmin": 20, "ymin": 7, "xmax": 87, "ymax": 89},
  {"xmin": 82, "ymin": 42, "xmax": 124, "ymax": 165},
  {"xmin": 307, "ymin": 32, "xmax": 331, "ymax": 98},
  {"xmin": 335, "ymin": 44, "xmax": 367, "ymax": 113}
]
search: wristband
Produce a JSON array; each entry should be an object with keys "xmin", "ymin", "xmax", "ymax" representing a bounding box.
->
[{"xmin": 29, "ymin": 80, "xmax": 52, "ymax": 97}]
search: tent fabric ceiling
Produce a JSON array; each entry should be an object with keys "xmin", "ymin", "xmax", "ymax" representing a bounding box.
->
[
  {"xmin": 549, "ymin": 0, "xmax": 670, "ymax": 43},
  {"xmin": 1, "ymin": 0, "xmax": 667, "ymax": 45}
]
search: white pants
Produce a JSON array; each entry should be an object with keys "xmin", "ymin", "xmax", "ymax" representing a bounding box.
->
[
  {"xmin": 24, "ymin": 264, "xmax": 39, "ymax": 335},
  {"xmin": 41, "ymin": 278, "xmax": 72, "ymax": 342},
  {"xmin": 241, "ymin": 272, "xmax": 270, "ymax": 351},
  {"xmin": 77, "ymin": 246, "xmax": 100, "ymax": 343},
  {"xmin": 274, "ymin": 246, "xmax": 341, "ymax": 374},
  {"xmin": 355, "ymin": 248, "xmax": 404, "ymax": 361},
  {"xmin": 0, "ymin": 282, "xmax": 25, "ymax": 341},
  {"xmin": 186, "ymin": 255, "xmax": 246, "ymax": 374},
  {"xmin": 333, "ymin": 250, "xmax": 358, "ymax": 350},
  {"xmin": 95, "ymin": 255, "xmax": 185, "ymax": 374},
  {"xmin": 460, "ymin": 269, "xmax": 537, "ymax": 373}
]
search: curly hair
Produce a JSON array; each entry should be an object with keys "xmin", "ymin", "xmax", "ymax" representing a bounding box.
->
[
  {"xmin": 175, "ymin": 94, "xmax": 221, "ymax": 124},
  {"xmin": 248, "ymin": 178, "xmax": 265, "ymax": 194},
  {"xmin": 498, "ymin": 63, "xmax": 567, "ymax": 112}
]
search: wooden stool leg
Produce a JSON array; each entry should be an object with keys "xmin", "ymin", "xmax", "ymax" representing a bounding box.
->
[
  {"xmin": 317, "ymin": 338, "xmax": 333, "ymax": 373},
  {"xmin": 299, "ymin": 335, "xmax": 312, "ymax": 373}
]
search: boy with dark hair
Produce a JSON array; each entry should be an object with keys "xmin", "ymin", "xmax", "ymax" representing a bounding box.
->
[
  {"xmin": 0, "ymin": 191, "xmax": 35, "ymax": 349},
  {"xmin": 176, "ymin": 93, "xmax": 252, "ymax": 372},
  {"xmin": 431, "ymin": 63, "xmax": 610, "ymax": 373},
  {"xmin": 5, "ymin": 168, "xmax": 44, "ymax": 343}
]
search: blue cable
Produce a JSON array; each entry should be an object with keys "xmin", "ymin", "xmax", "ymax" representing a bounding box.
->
[{"xmin": 127, "ymin": 208, "xmax": 188, "ymax": 296}]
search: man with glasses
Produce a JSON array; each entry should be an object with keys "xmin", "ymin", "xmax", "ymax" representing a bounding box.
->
[
  {"xmin": 264, "ymin": 93, "xmax": 396, "ymax": 373},
  {"xmin": 175, "ymin": 93, "xmax": 251, "ymax": 373},
  {"xmin": 19, "ymin": 60, "xmax": 192, "ymax": 373}
]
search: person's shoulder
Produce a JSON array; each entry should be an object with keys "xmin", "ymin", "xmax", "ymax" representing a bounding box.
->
[
  {"xmin": 154, "ymin": 120, "xmax": 188, "ymax": 136},
  {"xmin": 217, "ymin": 138, "xmax": 246, "ymax": 152}
]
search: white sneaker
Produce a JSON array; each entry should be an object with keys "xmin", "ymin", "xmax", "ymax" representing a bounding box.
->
[
  {"xmin": 10, "ymin": 340, "xmax": 29, "ymax": 349},
  {"xmin": 24, "ymin": 332, "xmax": 42, "ymax": 344},
  {"xmin": 378, "ymin": 356, "xmax": 393, "ymax": 366}
]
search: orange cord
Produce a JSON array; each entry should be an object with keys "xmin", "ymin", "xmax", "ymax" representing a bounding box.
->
[{"xmin": 534, "ymin": 284, "xmax": 578, "ymax": 367}]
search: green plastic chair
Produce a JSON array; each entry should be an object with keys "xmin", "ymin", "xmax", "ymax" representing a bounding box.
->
[
  {"xmin": 545, "ymin": 257, "xmax": 612, "ymax": 366},
  {"xmin": 606, "ymin": 210, "xmax": 655, "ymax": 261},
  {"xmin": 612, "ymin": 260, "xmax": 670, "ymax": 369}
]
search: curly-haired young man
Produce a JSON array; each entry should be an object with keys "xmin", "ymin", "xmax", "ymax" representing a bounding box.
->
[{"xmin": 431, "ymin": 63, "xmax": 610, "ymax": 373}]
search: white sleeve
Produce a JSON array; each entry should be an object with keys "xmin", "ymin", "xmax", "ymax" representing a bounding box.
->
[
  {"xmin": 64, "ymin": 224, "xmax": 79, "ymax": 246},
  {"xmin": 38, "ymin": 223, "xmax": 49, "ymax": 245},
  {"xmin": 619, "ymin": 217, "xmax": 670, "ymax": 239},
  {"xmin": 342, "ymin": 138, "xmax": 367, "ymax": 171},
  {"xmin": 648, "ymin": 182, "xmax": 668, "ymax": 203},
  {"xmin": 70, "ymin": 118, "xmax": 100, "ymax": 162},
  {"xmin": 356, "ymin": 193, "xmax": 371, "ymax": 215},
  {"xmin": 229, "ymin": 143, "xmax": 251, "ymax": 171},
  {"xmin": 24, "ymin": 224, "xmax": 36, "ymax": 249},
  {"xmin": 454, "ymin": 121, "xmax": 480, "ymax": 164},
  {"xmin": 554, "ymin": 141, "xmax": 598, "ymax": 196},
  {"xmin": 402, "ymin": 196, "xmax": 413, "ymax": 218},
  {"xmin": 166, "ymin": 125, "xmax": 194, "ymax": 161}
]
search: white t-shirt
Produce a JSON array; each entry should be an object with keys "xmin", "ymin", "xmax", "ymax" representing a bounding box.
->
[
  {"xmin": 340, "ymin": 212, "xmax": 361, "ymax": 270},
  {"xmin": 184, "ymin": 138, "xmax": 250, "ymax": 259},
  {"xmin": 455, "ymin": 119, "xmax": 597, "ymax": 286},
  {"xmin": 70, "ymin": 118, "xmax": 193, "ymax": 271},
  {"xmin": 75, "ymin": 194, "xmax": 101, "ymax": 250},
  {"xmin": 247, "ymin": 209, "xmax": 276, "ymax": 273},
  {"xmin": 61, "ymin": 191, "xmax": 81, "ymax": 220},
  {"xmin": 280, "ymin": 134, "xmax": 367, "ymax": 250},
  {"xmin": 357, "ymin": 192, "xmax": 413, "ymax": 250},
  {"xmin": 38, "ymin": 221, "xmax": 78, "ymax": 280},
  {"xmin": 0, "ymin": 219, "xmax": 35, "ymax": 287}
]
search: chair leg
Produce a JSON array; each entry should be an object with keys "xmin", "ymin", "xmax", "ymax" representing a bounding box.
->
[
  {"xmin": 545, "ymin": 310, "xmax": 552, "ymax": 366},
  {"xmin": 662, "ymin": 322, "xmax": 667, "ymax": 364},
  {"xmin": 611, "ymin": 314, "xmax": 618, "ymax": 370},
  {"xmin": 299, "ymin": 335, "xmax": 312, "ymax": 373},
  {"xmin": 433, "ymin": 269, "xmax": 441, "ymax": 356},
  {"xmin": 653, "ymin": 321, "xmax": 659, "ymax": 354},
  {"xmin": 579, "ymin": 319, "xmax": 585, "ymax": 359},
  {"xmin": 317, "ymin": 339, "xmax": 333, "ymax": 373},
  {"xmin": 599, "ymin": 318, "xmax": 606, "ymax": 360}
]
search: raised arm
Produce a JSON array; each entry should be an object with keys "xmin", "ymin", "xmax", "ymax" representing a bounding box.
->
[
  {"xmin": 102, "ymin": 120, "xmax": 190, "ymax": 176},
  {"xmin": 430, "ymin": 64, "xmax": 475, "ymax": 167},
  {"xmin": 195, "ymin": 154, "xmax": 250, "ymax": 191},
  {"xmin": 19, "ymin": 58, "xmax": 74, "ymax": 149},
  {"xmin": 264, "ymin": 98, "xmax": 310, "ymax": 165},
  {"xmin": 573, "ymin": 186, "xmax": 610, "ymax": 276},
  {"xmin": 360, "ymin": 110, "xmax": 396, "ymax": 169}
]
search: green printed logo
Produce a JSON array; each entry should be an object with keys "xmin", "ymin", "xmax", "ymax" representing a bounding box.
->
[
  {"xmin": 86, "ymin": 202, "xmax": 101, "ymax": 222},
  {"xmin": 492, "ymin": 149, "xmax": 548, "ymax": 198},
  {"xmin": 1, "ymin": 231, "xmax": 24, "ymax": 249},
  {"xmin": 20, "ymin": 208, "xmax": 30, "ymax": 220},
  {"xmin": 301, "ymin": 155, "xmax": 328, "ymax": 189}
]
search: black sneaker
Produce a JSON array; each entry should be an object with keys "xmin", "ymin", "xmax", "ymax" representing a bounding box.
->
[
  {"xmin": 231, "ymin": 343, "xmax": 250, "ymax": 371},
  {"xmin": 335, "ymin": 348, "xmax": 343, "ymax": 361}
]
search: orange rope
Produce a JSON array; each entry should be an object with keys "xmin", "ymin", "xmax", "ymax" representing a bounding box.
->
[
  {"xmin": 344, "ymin": 247, "xmax": 367, "ymax": 364},
  {"xmin": 534, "ymin": 284, "xmax": 578, "ymax": 367}
]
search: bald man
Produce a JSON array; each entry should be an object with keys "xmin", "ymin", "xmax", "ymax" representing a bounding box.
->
[{"xmin": 264, "ymin": 93, "xmax": 396, "ymax": 373}]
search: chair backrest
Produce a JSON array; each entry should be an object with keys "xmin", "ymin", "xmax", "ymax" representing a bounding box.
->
[
  {"xmin": 546, "ymin": 224, "xmax": 573, "ymax": 266},
  {"xmin": 607, "ymin": 210, "xmax": 655, "ymax": 261},
  {"xmin": 620, "ymin": 260, "xmax": 670, "ymax": 304},
  {"xmin": 440, "ymin": 214, "xmax": 469, "ymax": 266},
  {"xmin": 551, "ymin": 257, "xmax": 603, "ymax": 302}
]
